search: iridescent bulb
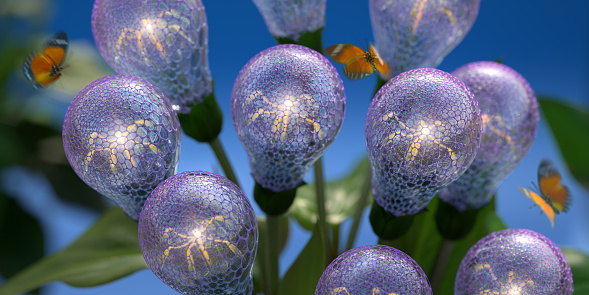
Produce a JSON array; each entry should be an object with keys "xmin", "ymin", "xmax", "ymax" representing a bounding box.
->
[
  {"xmin": 231, "ymin": 44, "xmax": 346, "ymax": 192},
  {"xmin": 369, "ymin": 0, "xmax": 480, "ymax": 78},
  {"xmin": 252, "ymin": 0, "xmax": 326, "ymax": 41},
  {"xmin": 138, "ymin": 171, "xmax": 258, "ymax": 295},
  {"xmin": 92, "ymin": 0, "xmax": 212, "ymax": 114},
  {"xmin": 456, "ymin": 229, "xmax": 574, "ymax": 294},
  {"xmin": 439, "ymin": 62, "xmax": 540, "ymax": 211},
  {"xmin": 365, "ymin": 68, "xmax": 481, "ymax": 216},
  {"xmin": 62, "ymin": 75, "xmax": 181, "ymax": 220},
  {"xmin": 315, "ymin": 245, "xmax": 432, "ymax": 294}
]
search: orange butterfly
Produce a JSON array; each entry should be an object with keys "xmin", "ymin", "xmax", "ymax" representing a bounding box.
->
[
  {"xmin": 325, "ymin": 44, "xmax": 390, "ymax": 80},
  {"xmin": 23, "ymin": 31, "xmax": 68, "ymax": 89},
  {"xmin": 518, "ymin": 158, "xmax": 570, "ymax": 228}
]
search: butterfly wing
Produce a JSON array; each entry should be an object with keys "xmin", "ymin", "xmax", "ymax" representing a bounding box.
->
[
  {"xmin": 518, "ymin": 187, "xmax": 555, "ymax": 228},
  {"xmin": 342, "ymin": 55, "xmax": 374, "ymax": 80},
  {"xmin": 537, "ymin": 159, "xmax": 570, "ymax": 213},
  {"xmin": 41, "ymin": 30, "xmax": 68, "ymax": 66},
  {"xmin": 325, "ymin": 44, "xmax": 367, "ymax": 64},
  {"xmin": 368, "ymin": 44, "xmax": 391, "ymax": 77},
  {"xmin": 23, "ymin": 53, "xmax": 58, "ymax": 89}
]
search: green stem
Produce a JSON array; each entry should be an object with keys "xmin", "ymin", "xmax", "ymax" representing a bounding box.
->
[
  {"xmin": 208, "ymin": 137, "xmax": 240, "ymax": 188},
  {"xmin": 430, "ymin": 239, "xmax": 455, "ymax": 292},
  {"xmin": 345, "ymin": 168, "xmax": 372, "ymax": 251},
  {"xmin": 333, "ymin": 223, "xmax": 340, "ymax": 257},
  {"xmin": 265, "ymin": 215, "xmax": 280, "ymax": 295},
  {"xmin": 314, "ymin": 157, "xmax": 332, "ymax": 261}
]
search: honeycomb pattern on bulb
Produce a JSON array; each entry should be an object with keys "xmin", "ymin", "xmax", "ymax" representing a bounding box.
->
[
  {"xmin": 369, "ymin": 0, "xmax": 480, "ymax": 78},
  {"xmin": 456, "ymin": 228, "xmax": 573, "ymax": 294},
  {"xmin": 138, "ymin": 171, "xmax": 258, "ymax": 295},
  {"xmin": 365, "ymin": 68, "xmax": 481, "ymax": 216},
  {"xmin": 92, "ymin": 0, "xmax": 212, "ymax": 113},
  {"xmin": 62, "ymin": 75, "xmax": 181, "ymax": 220},
  {"xmin": 440, "ymin": 61, "xmax": 539, "ymax": 211},
  {"xmin": 315, "ymin": 244, "xmax": 432, "ymax": 295},
  {"xmin": 252, "ymin": 0, "xmax": 326, "ymax": 41},
  {"xmin": 231, "ymin": 44, "xmax": 346, "ymax": 192}
]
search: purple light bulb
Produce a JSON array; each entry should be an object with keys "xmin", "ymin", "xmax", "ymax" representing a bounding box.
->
[
  {"xmin": 369, "ymin": 0, "xmax": 480, "ymax": 78},
  {"xmin": 231, "ymin": 44, "xmax": 346, "ymax": 192},
  {"xmin": 365, "ymin": 68, "xmax": 481, "ymax": 216},
  {"xmin": 252, "ymin": 0, "xmax": 327, "ymax": 41},
  {"xmin": 92, "ymin": 0, "xmax": 212, "ymax": 113},
  {"xmin": 138, "ymin": 171, "xmax": 258, "ymax": 295},
  {"xmin": 62, "ymin": 75, "xmax": 181, "ymax": 220},
  {"xmin": 456, "ymin": 228, "xmax": 573, "ymax": 294},
  {"xmin": 315, "ymin": 245, "xmax": 432, "ymax": 294},
  {"xmin": 439, "ymin": 61, "xmax": 540, "ymax": 211}
]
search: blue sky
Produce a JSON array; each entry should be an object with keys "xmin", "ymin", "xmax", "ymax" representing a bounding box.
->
[{"xmin": 7, "ymin": 0, "xmax": 589, "ymax": 294}]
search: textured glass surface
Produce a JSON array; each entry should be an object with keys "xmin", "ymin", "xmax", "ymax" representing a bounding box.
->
[
  {"xmin": 440, "ymin": 62, "xmax": 540, "ymax": 211},
  {"xmin": 315, "ymin": 245, "xmax": 432, "ymax": 294},
  {"xmin": 138, "ymin": 171, "xmax": 258, "ymax": 295},
  {"xmin": 456, "ymin": 229, "xmax": 574, "ymax": 294},
  {"xmin": 252, "ymin": 0, "xmax": 326, "ymax": 41},
  {"xmin": 92, "ymin": 0, "xmax": 212, "ymax": 114},
  {"xmin": 365, "ymin": 68, "xmax": 481, "ymax": 216},
  {"xmin": 369, "ymin": 0, "xmax": 480, "ymax": 78},
  {"xmin": 231, "ymin": 44, "xmax": 346, "ymax": 192},
  {"xmin": 62, "ymin": 75, "xmax": 181, "ymax": 220}
]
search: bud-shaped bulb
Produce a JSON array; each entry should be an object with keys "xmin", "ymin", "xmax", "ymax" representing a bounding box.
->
[
  {"xmin": 252, "ymin": 0, "xmax": 326, "ymax": 41},
  {"xmin": 439, "ymin": 61, "xmax": 540, "ymax": 211},
  {"xmin": 315, "ymin": 244, "xmax": 432, "ymax": 294},
  {"xmin": 231, "ymin": 44, "xmax": 345, "ymax": 192},
  {"xmin": 63, "ymin": 75, "xmax": 181, "ymax": 220},
  {"xmin": 92, "ymin": 0, "xmax": 212, "ymax": 113},
  {"xmin": 139, "ymin": 171, "xmax": 258, "ymax": 295},
  {"xmin": 456, "ymin": 228, "xmax": 573, "ymax": 294},
  {"xmin": 365, "ymin": 68, "xmax": 481, "ymax": 216},
  {"xmin": 369, "ymin": 0, "xmax": 480, "ymax": 78}
]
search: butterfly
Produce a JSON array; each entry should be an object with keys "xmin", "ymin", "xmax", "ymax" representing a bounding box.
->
[
  {"xmin": 518, "ymin": 158, "xmax": 570, "ymax": 228},
  {"xmin": 23, "ymin": 31, "xmax": 69, "ymax": 89},
  {"xmin": 325, "ymin": 44, "xmax": 390, "ymax": 80}
]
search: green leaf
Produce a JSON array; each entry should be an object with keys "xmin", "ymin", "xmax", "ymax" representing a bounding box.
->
[
  {"xmin": 538, "ymin": 97, "xmax": 589, "ymax": 191},
  {"xmin": 0, "ymin": 192, "xmax": 44, "ymax": 279},
  {"xmin": 278, "ymin": 224, "xmax": 326, "ymax": 295},
  {"xmin": 562, "ymin": 248, "xmax": 589, "ymax": 293},
  {"xmin": 290, "ymin": 157, "xmax": 372, "ymax": 230},
  {"xmin": 0, "ymin": 207, "xmax": 146, "ymax": 295},
  {"xmin": 252, "ymin": 216, "xmax": 289, "ymax": 295}
]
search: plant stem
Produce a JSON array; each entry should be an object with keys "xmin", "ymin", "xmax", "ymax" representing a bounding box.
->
[
  {"xmin": 265, "ymin": 215, "xmax": 280, "ymax": 295},
  {"xmin": 430, "ymin": 238, "xmax": 455, "ymax": 292},
  {"xmin": 333, "ymin": 224, "xmax": 340, "ymax": 257},
  {"xmin": 345, "ymin": 168, "xmax": 372, "ymax": 251},
  {"xmin": 314, "ymin": 157, "xmax": 332, "ymax": 261},
  {"xmin": 208, "ymin": 137, "xmax": 240, "ymax": 188}
]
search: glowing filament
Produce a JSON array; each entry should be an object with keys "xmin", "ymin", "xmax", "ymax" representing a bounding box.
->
[{"xmin": 246, "ymin": 90, "xmax": 324, "ymax": 142}]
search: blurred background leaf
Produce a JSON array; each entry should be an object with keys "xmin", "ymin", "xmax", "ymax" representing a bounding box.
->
[
  {"xmin": 0, "ymin": 207, "xmax": 145, "ymax": 295},
  {"xmin": 562, "ymin": 248, "xmax": 589, "ymax": 293},
  {"xmin": 538, "ymin": 97, "xmax": 589, "ymax": 192}
]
